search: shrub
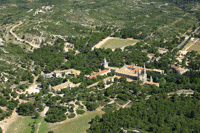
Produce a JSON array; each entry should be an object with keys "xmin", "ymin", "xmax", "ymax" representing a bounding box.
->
[
  {"xmin": 45, "ymin": 106, "xmax": 67, "ymax": 123},
  {"xmin": 85, "ymin": 102, "xmax": 99, "ymax": 111},
  {"xmin": 68, "ymin": 107, "xmax": 74, "ymax": 113},
  {"xmin": 68, "ymin": 113, "xmax": 75, "ymax": 119},
  {"xmin": 76, "ymin": 110, "xmax": 85, "ymax": 115},
  {"xmin": 17, "ymin": 102, "xmax": 35, "ymax": 116}
]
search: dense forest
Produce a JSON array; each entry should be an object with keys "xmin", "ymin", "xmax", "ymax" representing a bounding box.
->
[
  {"xmin": 25, "ymin": 39, "xmax": 65, "ymax": 73},
  {"xmin": 87, "ymin": 95, "xmax": 200, "ymax": 133}
]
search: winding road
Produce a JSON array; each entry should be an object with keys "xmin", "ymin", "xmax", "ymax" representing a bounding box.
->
[{"xmin": 10, "ymin": 21, "xmax": 40, "ymax": 49}]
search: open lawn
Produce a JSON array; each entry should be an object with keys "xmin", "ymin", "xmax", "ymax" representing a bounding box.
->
[
  {"xmin": 47, "ymin": 111, "xmax": 104, "ymax": 133},
  {"xmin": 183, "ymin": 38, "xmax": 200, "ymax": 53},
  {"xmin": 186, "ymin": 40, "xmax": 200, "ymax": 53},
  {"xmin": 6, "ymin": 111, "xmax": 104, "ymax": 133},
  {"xmin": 6, "ymin": 116, "xmax": 43, "ymax": 133},
  {"xmin": 100, "ymin": 38, "xmax": 139, "ymax": 49}
]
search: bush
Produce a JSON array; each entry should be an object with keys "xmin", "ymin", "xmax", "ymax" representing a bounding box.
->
[
  {"xmin": 68, "ymin": 107, "xmax": 74, "ymax": 113},
  {"xmin": 75, "ymin": 101, "xmax": 80, "ymax": 105},
  {"xmin": 45, "ymin": 106, "xmax": 67, "ymax": 123},
  {"xmin": 38, "ymin": 105, "xmax": 44, "ymax": 112},
  {"xmin": 85, "ymin": 102, "xmax": 99, "ymax": 111},
  {"xmin": 17, "ymin": 102, "xmax": 35, "ymax": 116},
  {"xmin": 45, "ymin": 114, "xmax": 66, "ymax": 123},
  {"xmin": 11, "ymin": 91, "xmax": 18, "ymax": 98},
  {"xmin": 68, "ymin": 113, "xmax": 75, "ymax": 119},
  {"xmin": 76, "ymin": 110, "xmax": 85, "ymax": 115}
]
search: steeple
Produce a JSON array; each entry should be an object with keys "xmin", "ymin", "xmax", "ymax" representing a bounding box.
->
[
  {"xmin": 49, "ymin": 84, "xmax": 52, "ymax": 90},
  {"xmin": 144, "ymin": 64, "xmax": 146, "ymax": 75},
  {"xmin": 103, "ymin": 58, "xmax": 108, "ymax": 68},
  {"xmin": 150, "ymin": 76, "xmax": 153, "ymax": 82},
  {"xmin": 138, "ymin": 66, "xmax": 142, "ymax": 81},
  {"xmin": 104, "ymin": 58, "xmax": 107, "ymax": 64},
  {"xmin": 142, "ymin": 64, "xmax": 147, "ymax": 83},
  {"xmin": 138, "ymin": 67, "xmax": 141, "ymax": 75}
]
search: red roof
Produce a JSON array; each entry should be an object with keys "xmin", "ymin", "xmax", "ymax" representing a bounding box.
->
[
  {"xmin": 128, "ymin": 66, "xmax": 144, "ymax": 73},
  {"xmin": 146, "ymin": 68, "xmax": 153, "ymax": 71},
  {"xmin": 89, "ymin": 69, "xmax": 110, "ymax": 79},
  {"xmin": 169, "ymin": 65, "xmax": 184, "ymax": 71},
  {"xmin": 127, "ymin": 66, "xmax": 135, "ymax": 69},
  {"xmin": 128, "ymin": 66, "xmax": 154, "ymax": 73}
]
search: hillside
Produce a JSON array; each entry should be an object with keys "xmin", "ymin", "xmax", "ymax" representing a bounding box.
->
[
  {"xmin": 0, "ymin": 0, "xmax": 200, "ymax": 47},
  {"xmin": 0, "ymin": 0, "xmax": 200, "ymax": 133}
]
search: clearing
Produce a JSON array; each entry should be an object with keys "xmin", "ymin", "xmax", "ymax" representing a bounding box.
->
[
  {"xmin": 182, "ymin": 38, "xmax": 200, "ymax": 53},
  {"xmin": 6, "ymin": 110, "xmax": 104, "ymax": 133},
  {"xmin": 92, "ymin": 37, "xmax": 139, "ymax": 50},
  {"xmin": 100, "ymin": 37, "xmax": 138, "ymax": 50},
  {"xmin": 6, "ymin": 116, "xmax": 43, "ymax": 133}
]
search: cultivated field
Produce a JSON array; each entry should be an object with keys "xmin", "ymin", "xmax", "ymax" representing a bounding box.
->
[{"xmin": 100, "ymin": 38, "xmax": 139, "ymax": 50}]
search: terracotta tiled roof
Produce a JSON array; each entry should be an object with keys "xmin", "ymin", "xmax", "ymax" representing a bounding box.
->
[
  {"xmin": 128, "ymin": 66, "xmax": 163, "ymax": 73},
  {"xmin": 127, "ymin": 66, "xmax": 135, "ymax": 69},
  {"xmin": 146, "ymin": 68, "xmax": 153, "ymax": 71},
  {"xmin": 112, "ymin": 75, "xmax": 134, "ymax": 82},
  {"xmin": 89, "ymin": 69, "xmax": 110, "ymax": 79},
  {"xmin": 169, "ymin": 65, "xmax": 184, "ymax": 71},
  {"xmin": 126, "ymin": 78, "xmax": 134, "ymax": 82},
  {"xmin": 132, "ymin": 67, "xmax": 143, "ymax": 73},
  {"xmin": 53, "ymin": 81, "xmax": 73, "ymax": 91},
  {"xmin": 115, "ymin": 69, "xmax": 138, "ymax": 77}
]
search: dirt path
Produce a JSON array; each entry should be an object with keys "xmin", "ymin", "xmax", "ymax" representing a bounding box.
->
[
  {"xmin": 36, "ymin": 122, "xmax": 41, "ymax": 133},
  {"xmin": 122, "ymin": 100, "xmax": 131, "ymax": 108},
  {"xmin": 10, "ymin": 21, "xmax": 40, "ymax": 49},
  {"xmin": 0, "ymin": 58, "xmax": 13, "ymax": 65},
  {"xmin": 40, "ymin": 106, "xmax": 49, "ymax": 117},
  {"xmin": 69, "ymin": 100, "xmax": 78, "ymax": 117},
  {"xmin": 0, "ymin": 109, "xmax": 19, "ymax": 133},
  {"xmin": 0, "ymin": 48, "xmax": 9, "ymax": 53},
  {"xmin": 79, "ymin": 101, "xmax": 87, "ymax": 111},
  {"xmin": 97, "ymin": 98, "xmax": 116, "ymax": 111}
]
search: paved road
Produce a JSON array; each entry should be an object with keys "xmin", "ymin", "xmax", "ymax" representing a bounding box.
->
[
  {"xmin": 177, "ymin": 27, "xmax": 200, "ymax": 49},
  {"xmin": 10, "ymin": 21, "xmax": 40, "ymax": 49},
  {"xmin": 177, "ymin": 35, "xmax": 191, "ymax": 49}
]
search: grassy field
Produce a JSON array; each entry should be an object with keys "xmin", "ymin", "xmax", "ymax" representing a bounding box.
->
[
  {"xmin": 47, "ymin": 111, "xmax": 104, "ymax": 133},
  {"xmin": 183, "ymin": 38, "xmax": 200, "ymax": 53},
  {"xmin": 6, "ymin": 111, "xmax": 104, "ymax": 133},
  {"xmin": 101, "ymin": 38, "xmax": 139, "ymax": 49},
  {"xmin": 6, "ymin": 116, "xmax": 43, "ymax": 133},
  {"xmin": 186, "ymin": 40, "xmax": 200, "ymax": 53}
]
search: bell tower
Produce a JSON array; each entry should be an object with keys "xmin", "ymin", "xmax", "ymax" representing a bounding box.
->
[
  {"xmin": 143, "ymin": 64, "xmax": 147, "ymax": 83},
  {"xmin": 103, "ymin": 58, "xmax": 108, "ymax": 68},
  {"xmin": 138, "ymin": 67, "xmax": 142, "ymax": 80}
]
